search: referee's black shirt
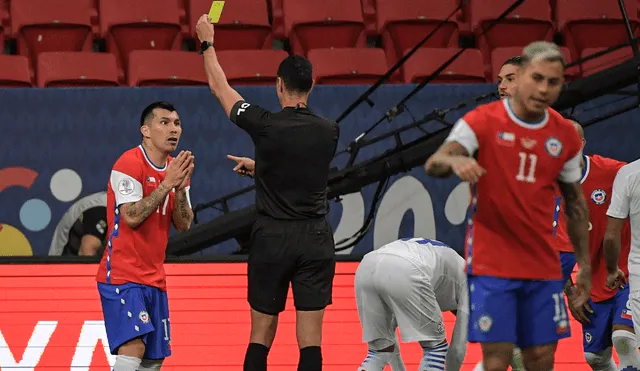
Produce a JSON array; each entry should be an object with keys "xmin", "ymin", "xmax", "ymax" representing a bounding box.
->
[{"xmin": 230, "ymin": 101, "xmax": 339, "ymax": 220}]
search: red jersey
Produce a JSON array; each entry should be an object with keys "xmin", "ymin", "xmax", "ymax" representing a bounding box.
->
[
  {"xmin": 96, "ymin": 145, "xmax": 192, "ymax": 291},
  {"xmin": 551, "ymin": 189, "xmax": 573, "ymax": 253},
  {"xmin": 581, "ymin": 155, "xmax": 630, "ymax": 302},
  {"xmin": 447, "ymin": 99, "xmax": 582, "ymax": 280}
]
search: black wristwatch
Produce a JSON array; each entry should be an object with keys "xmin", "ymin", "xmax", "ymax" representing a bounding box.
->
[{"xmin": 199, "ymin": 41, "xmax": 215, "ymax": 54}]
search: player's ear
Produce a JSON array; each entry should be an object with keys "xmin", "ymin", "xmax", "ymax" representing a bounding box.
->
[
  {"xmin": 309, "ymin": 79, "xmax": 315, "ymax": 94},
  {"xmin": 140, "ymin": 124, "xmax": 151, "ymax": 139}
]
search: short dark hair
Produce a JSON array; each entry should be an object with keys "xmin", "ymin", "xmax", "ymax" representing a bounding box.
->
[
  {"xmin": 503, "ymin": 56, "xmax": 523, "ymax": 67},
  {"xmin": 140, "ymin": 101, "xmax": 177, "ymax": 126},
  {"xmin": 277, "ymin": 55, "xmax": 313, "ymax": 94}
]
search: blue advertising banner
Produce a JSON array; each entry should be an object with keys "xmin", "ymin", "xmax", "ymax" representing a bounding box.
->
[{"xmin": 0, "ymin": 84, "xmax": 638, "ymax": 256}]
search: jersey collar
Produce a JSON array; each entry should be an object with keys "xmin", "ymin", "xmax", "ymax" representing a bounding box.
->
[
  {"xmin": 138, "ymin": 145, "xmax": 167, "ymax": 171},
  {"xmin": 580, "ymin": 155, "xmax": 590, "ymax": 184},
  {"xmin": 503, "ymin": 99, "xmax": 549, "ymax": 130}
]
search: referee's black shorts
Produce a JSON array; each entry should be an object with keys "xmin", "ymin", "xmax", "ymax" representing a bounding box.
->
[{"xmin": 247, "ymin": 214, "xmax": 336, "ymax": 315}]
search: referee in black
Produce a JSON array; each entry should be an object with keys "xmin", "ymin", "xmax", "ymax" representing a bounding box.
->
[{"xmin": 197, "ymin": 16, "xmax": 339, "ymax": 371}]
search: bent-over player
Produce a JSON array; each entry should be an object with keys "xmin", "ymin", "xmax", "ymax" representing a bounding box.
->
[
  {"xmin": 425, "ymin": 41, "xmax": 591, "ymax": 371},
  {"xmin": 96, "ymin": 101, "xmax": 195, "ymax": 371},
  {"xmin": 355, "ymin": 238, "xmax": 467, "ymax": 371}
]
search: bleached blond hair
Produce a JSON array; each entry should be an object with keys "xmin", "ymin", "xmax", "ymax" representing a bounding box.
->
[{"xmin": 522, "ymin": 41, "xmax": 566, "ymax": 68}]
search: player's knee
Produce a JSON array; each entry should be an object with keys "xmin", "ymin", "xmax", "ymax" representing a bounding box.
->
[
  {"xmin": 117, "ymin": 338, "xmax": 145, "ymax": 359},
  {"xmin": 139, "ymin": 359, "xmax": 164, "ymax": 371},
  {"xmin": 521, "ymin": 343, "xmax": 556, "ymax": 371},
  {"xmin": 368, "ymin": 338, "xmax": 396, "ymax": 351},
  {"xmin": 113, "ymin": 355, "xmax": 142, "ymax": 371},
  {"xmin": 584, "ymin": 348, "xmax": 614, "ymax": 371},
  {"xmin": 612, "ymin": 329, "xmax": 637, "ymax": 357}
]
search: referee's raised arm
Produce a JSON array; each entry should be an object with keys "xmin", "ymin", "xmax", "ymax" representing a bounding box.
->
[
  {"xmin": 196, "ymin": 14, "xmax": 339, "ymax": 371},
  {"xmin": 196, "ymin": 14, "xmax": 243, "ymax": 118}
]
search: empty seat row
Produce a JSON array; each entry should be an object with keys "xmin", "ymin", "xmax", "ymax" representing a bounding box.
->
[
  {"xmin": 0, "ymin": 0, "xmax": 638, "ymax": 65},
  {"xmin": 0, "ymin": 47, "xmax": 632, "ymax": 88}
]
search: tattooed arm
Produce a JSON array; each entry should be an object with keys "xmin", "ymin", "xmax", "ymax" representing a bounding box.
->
[
  {"xmin": 558, "ymin": 181, "xmax": 590, "ymax": 270},
  {"xmin": 172, "ymin": 189, "xmax": 193, "ymax": 232},
  {"xmin": 425, "ymin": 142, "xmax": 470, "ymax": 178},
  {"xmin": 120, "ymin": 183, "xmax": 172, "ymax": 229}
]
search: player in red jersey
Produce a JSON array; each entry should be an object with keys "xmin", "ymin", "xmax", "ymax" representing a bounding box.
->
[
  {"xmin": 425, "ymin": 41, "xmax": 591, "ymax": 371},
  {"xmin": 558, "ymin": 121, "xmax": 639, "ymax": 371},
  {"xmin": 96, "ymin": 101, "xmax": 195, "ymax": 371}
]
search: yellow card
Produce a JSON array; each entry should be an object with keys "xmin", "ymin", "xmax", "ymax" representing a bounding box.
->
[{"xmin": 208, "ymin": 1, "xmax": 225, "ymax": 23}]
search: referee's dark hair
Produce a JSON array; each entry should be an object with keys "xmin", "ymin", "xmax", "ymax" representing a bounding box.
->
[
  {"xmin": 140, "ymin": 101, "xmax": 177, "ymax": 126},
  {"xmin": 503, "ymin": 56, "xmax": 523, "ymax": 67},
  {"xmin": 276, "ymin": 55, "xmax": 313, "ymax": 94}
]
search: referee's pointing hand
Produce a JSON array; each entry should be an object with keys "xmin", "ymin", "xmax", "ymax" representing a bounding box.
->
[
  {"xmin": 196, "ymin": 14, "xmax": 215, "ymax": 42},
  {"xmin": 227, "ymin": 154, "xmax": 255, "ymax": 177}
]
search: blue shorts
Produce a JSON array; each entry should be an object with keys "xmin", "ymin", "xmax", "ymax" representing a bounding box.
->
[
  {"xmin": 560, "ymin": 252, "xmax": 576, "ymax": 285},
  {"xmin": 97, "ymin": 282, "xmax": 171, "ymax": 359},
  {"xmin": 582, "ymin": 284, "xmax": 634, "ymax": 353},
  {"xmin": 468, "ymin": 276, "xmax": 571, "ymax": 349}
]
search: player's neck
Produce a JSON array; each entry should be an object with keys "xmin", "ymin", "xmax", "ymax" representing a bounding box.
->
[
  {"xmin": 509, "ymin": 97, "xmax": 545, "ymax": 123},
  {"xmin": 141, "ymin": 142, "xmax": 169, "ymax": 167},
  {"xmin": 280, "ymin": 93, "xmax": 308, "ymax": 109}
]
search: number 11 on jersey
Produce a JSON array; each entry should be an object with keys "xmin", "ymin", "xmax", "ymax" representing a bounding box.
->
[{"xmin": 516, "ymin": 152, "xmax": 537, "ymax": 183}]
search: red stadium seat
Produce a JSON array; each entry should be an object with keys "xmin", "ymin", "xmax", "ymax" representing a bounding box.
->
[
  {"xmin": 490, "ymin": 46, "xmax": 580, "ymax": 82},
  {"xmin": 99, "ymin": 0, "xmax": 182, "ymax": 71},
  {"xmin": 556, "ymin": 0, "xmax": 640, "ymax": 60},
  {"xmin": 402, "ymin": 48, "xmax": 486, "ymax": 84},
  {"xmin": 0, "ymin": 0, "xmax": 8, "ymax": 42},
  {"xmin": 10, "ymin": 0, "xmax": 94, "ymax": 65},
  {"xmin": 216, "ymin": 49, "xmax": 289, "ymax": 86},
  {"xmin": 376, "ymin": 0, "xmax": 460, "ymax": 67},
  {"xmin": 361, "ymin": 0, "xmax": 378, "ymax": 36},
  {"xmin": 189, "ymin": 0, "xmax": 271, "ymax": 50},
  {"xmin": 308, "ymin": 48, "xmax": 388, "ymax": 85},
  {"xmin": 37, "ymin": 52, "xmax": 119, "ymax": 88},
  {"xmin": 0, "ymin": 55, "xmax": 33, "ymax": 87},
  {"xmin": 469, "ymin": 0, "xmax": 554, "ymax": 71},
  {"xmin": 283, "ymin": 0, "xmax": 366, "ymax": 56},
  {"xmin": 268, "ymin": 0, "xmax": 285, "ymax": 39},
  {"xmin": 580, "ymin": 47, "xmax": 634, "ymax": 77},
  {"xmin": 128, "ymin": 50, "xmax": 207, "ymax": 87}
]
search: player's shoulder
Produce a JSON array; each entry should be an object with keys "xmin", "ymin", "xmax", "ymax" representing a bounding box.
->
[
  {"xmin": 617, "ymin": 159, "xmax": 640, "ymax": 179},
  {"xmin": 590, "ymin": 154, "xmax": 626, "ymax": 172},
  {"xmin": 465, "ymin": 100, "xmax": 505, "ymax": 121},
  {"xmin": 112, "ymin": 146, "xmax": 144, "ymax": 173}
]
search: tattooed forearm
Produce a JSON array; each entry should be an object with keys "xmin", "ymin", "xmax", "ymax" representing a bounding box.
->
[
  {"xmin": 603, "ymin": 217, "xmax": 626, "ymax": 274},
  {"xmin": 559, "ymin": 181, "xmax": 590, "ymax": 268},
  {"xmin": 425, "ymin": 142, "xmax": 470, "ymax": 178},
  {"xmin": 172, "ymin": 190, "xmax": 193, "ymax": 232},
  {"xmin": 122, "ymin": 183, "xmax": 171, "ymax": 228}
]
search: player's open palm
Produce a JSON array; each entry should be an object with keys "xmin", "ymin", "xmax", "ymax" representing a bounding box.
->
[
  {"xmin": 451, "ymin": 157, "xmax": 486, "ymax": 183},
  {"xmin": 165, "ymin": 151, "xmax": 192, "ymax": 188},
  {"xmin": 227, "ymin": 154, "xmax": 255, "ymax": 177}
]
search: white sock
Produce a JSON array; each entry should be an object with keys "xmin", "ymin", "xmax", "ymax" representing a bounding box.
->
[
  {"xmin": 358, "ymin": 349, "xmax": 388, "ymax": 371},
  {"xmin": 139, "ymin": 359, "xmax": 163, "ymax": 371},
  {"xmin": 420, "ymin": 342, "xmax": 448, "ymax": 371},
  {"xmin": 612, "ymin": 329, "xmax": 640, "ymax": 370},
  {"xmin": 473, "ymin": 362, "xmax": 484, "ymax": 371},
  {"xmin": 113, "ymin": 355, "xmax": 141, "ymax": 371},
  {"xmin": 388, "ymin": 347, "xmax": 406, "ymax": 371}
]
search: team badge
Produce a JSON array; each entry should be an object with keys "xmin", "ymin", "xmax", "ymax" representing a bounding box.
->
[
  {"xmin": 139, "ymin": 311, "xmax": 150, "ymax": 324},
  {"xmin": 585, "ymin": 332, "xmax": 593, "ymax": 344},
  {"xmin": 478, "ymin": 315, "xmax": 492, "ymax": 332},
  {"xmin": 591, "ymin": 189, "xmax": 607, "ymax": 205},
  {"xmin": 118, "ymin": 178, "xmax": 134, "ymax": 195},
  {"xmin": 544, "ymin": 137, "xmax": 563, "ymax": 157}
]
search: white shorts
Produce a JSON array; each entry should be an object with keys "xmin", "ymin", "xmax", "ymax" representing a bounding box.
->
[
  {"xmin": 628, "ymin": 277, "xmax": 640, "ymax": 346},
  {"xmin": 354, "ymin": 251, "xmax": 445, "ymax": 343}
]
